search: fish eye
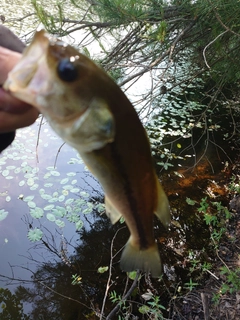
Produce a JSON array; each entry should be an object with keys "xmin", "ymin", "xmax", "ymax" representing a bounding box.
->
[{"xmin": 57, "ymin": 58, "xmax": 78, "ymax": 82}]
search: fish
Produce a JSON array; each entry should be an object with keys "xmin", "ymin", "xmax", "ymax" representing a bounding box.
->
[{"xmin": 4, "ymin": 30, "xmax": 170, "ymax": 277}]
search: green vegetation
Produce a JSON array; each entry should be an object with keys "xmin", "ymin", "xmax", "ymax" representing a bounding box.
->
[{"xmin": 1, "ymin": 0, "xmax": 240, "ymax": 318}]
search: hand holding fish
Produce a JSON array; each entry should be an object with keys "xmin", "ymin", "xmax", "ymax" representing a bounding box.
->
[
  {"xmin": 0, "ymin": 26, "xmax": 38, "ymax": 153},
  {"xmin": 0, "ymin": 26, "xmax": 38, "ymax": 133},
  {"xmin": 4, "ymin": 30, "xmax": 171, "ymax": 277}
]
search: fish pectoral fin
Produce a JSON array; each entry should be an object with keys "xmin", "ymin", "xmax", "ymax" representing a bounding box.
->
[
  {"xmin": 154, "ymin": 178, "xmax": 171, "ymax": 228},
  {"xmin": 120, "ymin": 237, "xmax": 162, "ymax": 278},
  {"xmin": 105, "ymin": 196, "xmax": 122, "ymax": 224}
]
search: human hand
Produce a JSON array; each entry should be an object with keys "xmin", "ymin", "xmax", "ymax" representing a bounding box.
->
[{"xmin": 0, "ymin": 46, "xmax": 39, "ymax": 133}]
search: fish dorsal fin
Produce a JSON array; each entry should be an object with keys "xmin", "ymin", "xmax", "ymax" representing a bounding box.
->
[
  {"xmin": 105, "ymin": 196, "xmax": 122, "ymax": 224},
  {"xmin": 154, "ymin": 178, "xmax": 171, "ymax": 228}
]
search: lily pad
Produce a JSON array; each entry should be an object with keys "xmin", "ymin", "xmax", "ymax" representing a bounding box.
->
[
  {"xmin": 60, "ymin": 178, "xmax": 69, "ymax": 184},
  {"xmin": 44, "ymin": 204, "xmax": 55, "ymax": 211},
  {"xmin": 55, "ymin": 219, "xmax": 65, "ymax": 228},
  {"xmin": 0, "ymin": 209, "xmax": 8, "ymax": 221},
  {"xmin": 30, "ymin": 207, "xmax": 44, "ymax": 219},
  {"xmin": 75, "ymin": 220, "xmax": 83, "ymax": 231},
  {"xmin": 58, "ymin": 195, "xmax": 65, "ymax": 202},
  {"xmin": 2, "ymin": 170, "xmax": 9, "ymax": 177},
  {"xmin": 27, "ymin": 228, "xmax": 43, "ymax": 242},
  {"xmin": 24, "ymin": 195, "xmax": 35, "ymax": 202},
  {"xmin": 19, "ymin": 180, "xmax": 25, "ymax": 187},
  {"xmin": 67, "ymin": 172, "xmax": 76, "ymax": 177},
  {"xmin": 46, "ymin": 213, "xmax": 56, "ymax": 222},
  {"xmin": 28, "ymin": 201, "xmax": 36, "ymax": 208}
]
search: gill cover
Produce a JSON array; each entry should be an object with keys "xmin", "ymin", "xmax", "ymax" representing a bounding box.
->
[{"xmin": 62, "ymin": 97, "xmax": 115, "ymax": 153}]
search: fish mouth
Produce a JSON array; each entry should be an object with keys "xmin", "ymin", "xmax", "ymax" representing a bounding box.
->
[
  {"xmin": 4, "ymin": 30, "xmax": 52, "ymax": 105},
  {"xmin": 4, "ymin": 30, "xmax": 88, "ymax": 123}
]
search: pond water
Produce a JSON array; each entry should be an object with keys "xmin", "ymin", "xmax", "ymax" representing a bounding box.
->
[
  {"xmin": 0, "ymin": 114, "xmax": 234, "ymax": 319},
  {"xmin": 0, "ymin": 117, "xmax": 108, "ymax": 318}
]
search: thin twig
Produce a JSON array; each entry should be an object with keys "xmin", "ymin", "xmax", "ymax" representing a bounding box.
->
[
  {"xmin": 106, "ymin": 270, "xmax": 141, "ymax": 320},
  {"xmin": 100, "ymin": 227, "xmax": 125, "ymax": 320},
  {"xmin": 202, "ymin": 30, "xmax": 228, "ymax": 69}
]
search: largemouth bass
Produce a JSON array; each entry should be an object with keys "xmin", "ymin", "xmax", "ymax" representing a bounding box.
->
[{"xmin": 4, "ymin": 30, "xmax": 170, "ymax": 277}]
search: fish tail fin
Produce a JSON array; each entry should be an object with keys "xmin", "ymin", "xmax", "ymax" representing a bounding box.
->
[
  {"xmin": 120, "ymin": 237, "xmax": 162, "ymax": 278},
  {"xmin": 155, "ymin": 178, "xmax": 171, "ymax": 228}
]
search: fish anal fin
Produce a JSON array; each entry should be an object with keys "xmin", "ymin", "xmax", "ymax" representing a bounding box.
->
[
  {"xmin": 154, "ymin": 178, "xmax": 171, "ymax": 228},
  {"xmin": 120, "ymin": 237, "xmax": 162, "ymax": 278},
  {"xmin": 105, "ymin": 196, "xmax": 122, "ymax": 224}
]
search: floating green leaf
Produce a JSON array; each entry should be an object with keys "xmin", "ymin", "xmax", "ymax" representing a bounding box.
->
[
  {"xmin": 80, "ymin": 191, "xmax": 89, "ymax": 198},
  {"xmin": 14, "ymin": 168, "xmax": 21, "ymax": 174},
  {"xmin": 39, "ymin": 189, "xmax": 45, "ymax": 195},
  {"xmin": 67, "ymin": 213, "xmax": 80, "ymax": 223},
  {"xmin": 30, "ymin": 184, "xmax": 39, "ymax": 190},
  {"xmin": 0, "ymin": 209, "xmax": 8, "ymax": 221},
  {"xmin": 55, "ymin": 219, "xmax": 65, "ymax": 228},
  {"xmin": 50, "ymin": 170, "xmax": 60, "ymax": 176},
  {"xmin": 41, "ymin": 194, "xmax": 52, "ymax": 200},
  {"xmin": 5, "ymin": 176, "xmax": 14, "ymax": 180},
  {"xmin": 44, "ymin": 173, "xmax": 51, "ymax": 179},
  {"xmin": 27, "ymin": 228, "xmax": 43, "ymax": 242},
  {"xmin": 75, "ymin": 220, "xmax": 83, "ymax": 230},
  {"xmin": 46, "ymin": 213, "xmax": 56, "ymax": 221},
  {"xmin": 5, "ymin": 196, "xmax": 11, "ymax": 202},
  {"xmin": 6, "ymin": 165, "xmax": 16, "ymax": 170},
  {"xmin": 2, "ymin": 169, "xmax": 9, "ymax": 177},
  {"xmin": 27, "ymin": 178, "xmax": 35, "ymax": 186},
  {"xmin": 19, "ymin": 180, "xmax": 25, "ymax": 187},
  {"xmin": 60, "ymin": 178, "xmax": 69, "ymax": 184},
  {"xmin": 28, "ymin": 201, "xmax": 36, "ymax": 208},
  {"xmin": 30, "ymin": 207, "xmax": 44, "ymax": 219},
  {"xmin": 44, "ymin": 204, "xmax": 55, "ymax": 211},
  {"xmin": 52, "ymin": 206, "xmax": 66, "ymax": 217},
  {"xmin": 65, "ymin": 198, "xmax": 74, "ymax": 205},
  {"xmin": 63, "ymin": 185, "xmax": 73, "ymax": 191},
  {"xmin": 44, "ymin": 183, "xmax": 53, "ymax": 188},
  {"xmin": 67, "ymin": 172, "xmax": 76, "ymax": 177},
  {"xmin": 24, "ymin": 195, "xmax": 35, "ymax": 202},
  {"xmin": 58, "ymin": 195, "xmax": 65, "ymax": 202}
]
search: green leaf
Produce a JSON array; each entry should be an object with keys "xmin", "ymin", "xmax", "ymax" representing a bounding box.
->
[
  {"xmin": 30, "ymin": 207, "xmax": 44, "ymax": 219},
  {"xmin": 44, "ymin": 204, "xmax": 55, "ymax": 211},
  {"xmin": 52, "ymin": 207, "xmax": 66, "ymax": 217},
  {"xmin": 75, "ymin": 220, "xmax": 83, "ymax": 230},
  {"xmin": 98, "ymin": 266, "xmax": 108, "ymax": 274},
  {"xmin": 46, "ymin": 213, "xmax": 56, "ymax": 221},
  {"xmin": 28, "ymin": 201, "xmax": 36, "ymax": 208},
  {"xmin": 27, "ymin": 228, "xmax": 43, "ymax": 242},
  {"xmin": 0, "ymin": 209, "xmax": 8, "ymax": 221},
  {"xmin": 128, "ymin": 271, "xmax": 137, "ymax": 280},
  {"xmin": 55, "ymin": 219, "xmax": 65, "ymax": 228},
  {"xmin": 138, "ymin": 305, "xmax": 150, "ymax": 314},
  {"xmin": 186, "ymin": 197, "xmax": 196, "ymax": 206}
]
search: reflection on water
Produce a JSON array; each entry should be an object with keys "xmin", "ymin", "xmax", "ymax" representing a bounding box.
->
[{"xmin": 0, "ymin": 118, "xmax": 105, "ymax": 318}]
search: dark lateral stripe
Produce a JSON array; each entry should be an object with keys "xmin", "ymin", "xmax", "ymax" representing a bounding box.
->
[{"xmin": 110, "ymin": 141, "xmax": 149, "ymax": 249}]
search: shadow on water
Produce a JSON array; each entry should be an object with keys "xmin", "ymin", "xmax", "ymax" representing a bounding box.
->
[{"xmin": 0, "ymin": 117, "xmax": 238, "ymax": 319}]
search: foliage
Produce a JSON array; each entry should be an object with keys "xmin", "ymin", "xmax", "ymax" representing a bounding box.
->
[{"xmin": 0, "ymin": 288, "xmax": 29, "ymax": 320}]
